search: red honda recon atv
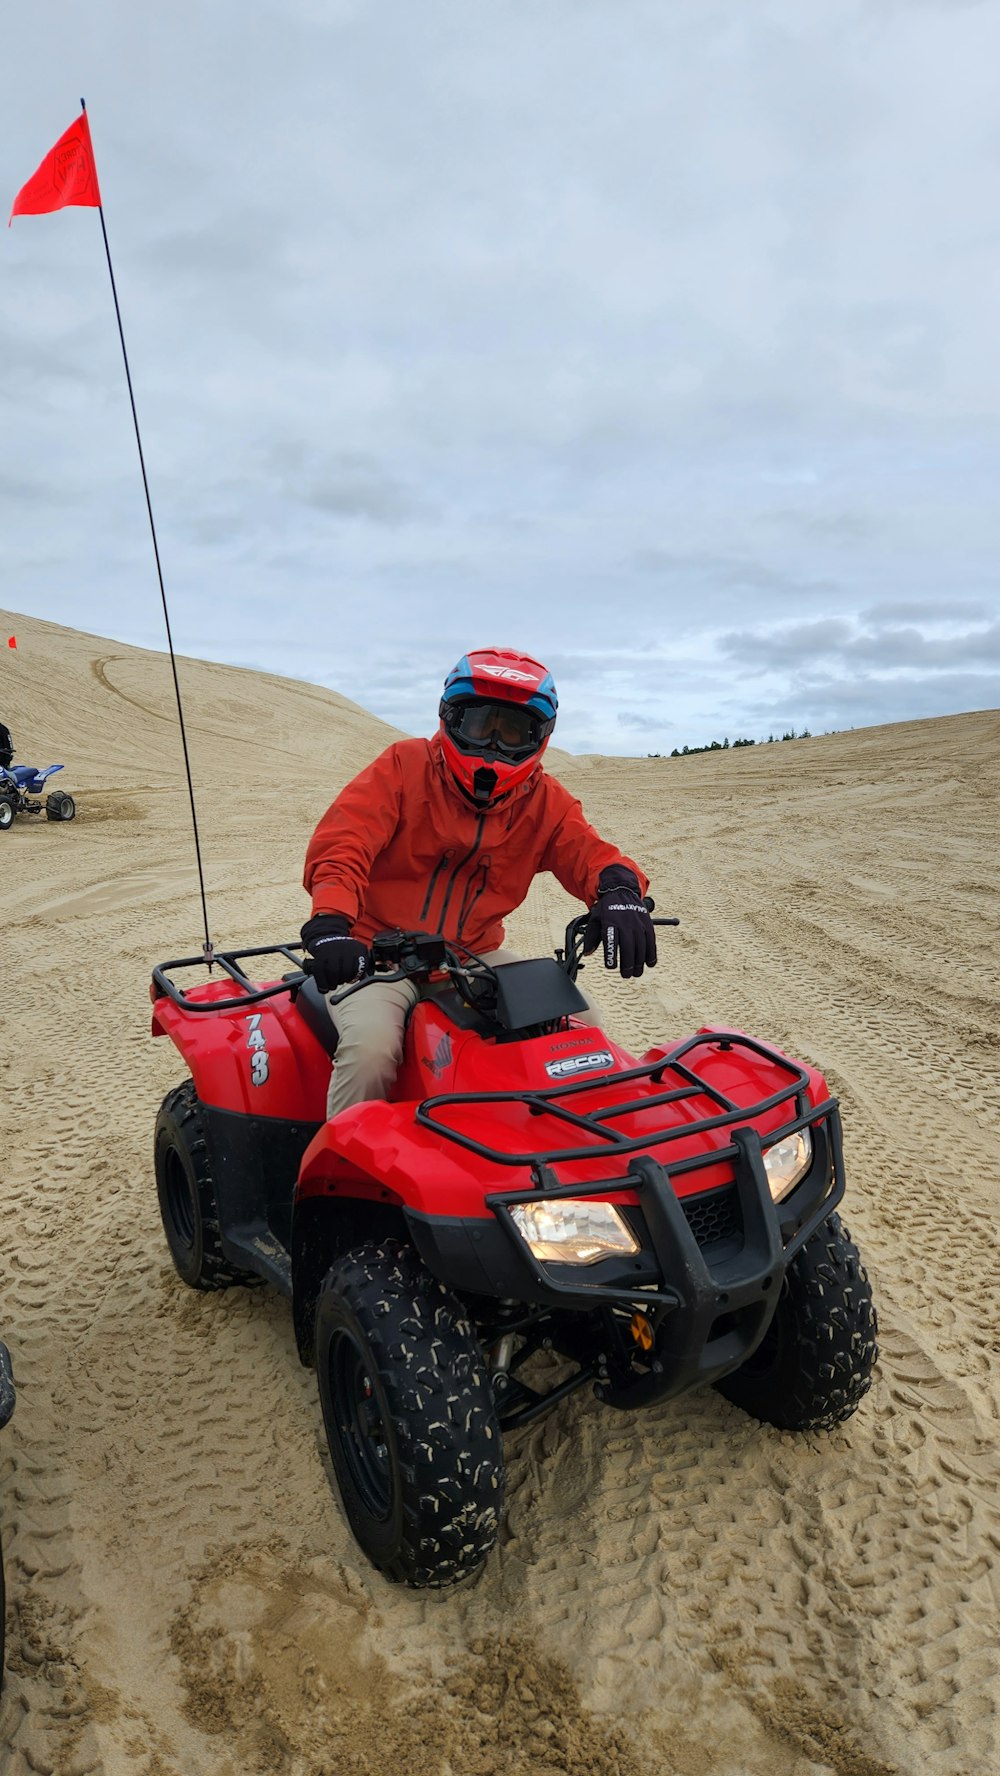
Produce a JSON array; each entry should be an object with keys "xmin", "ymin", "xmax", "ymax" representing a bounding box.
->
[{"xmin": 150, "ymin": 909, "xmax": 877, "ymax": 1588}]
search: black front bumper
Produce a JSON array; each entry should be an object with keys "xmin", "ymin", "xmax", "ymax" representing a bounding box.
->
[
  {"xmin": 0, "ymin": 1342, "xmax": 15, "ymax": 1430},
  {"xmin": 405, "ymin": 1108, "xmax": 844, "ymax": 1408}
]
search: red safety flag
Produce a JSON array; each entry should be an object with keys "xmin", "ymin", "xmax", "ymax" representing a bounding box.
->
[
  {"xmin": 9, "ymin": 113, "xmax": 102, "ymax": 226},
  {"xmin": 6, "ymin": 637, "xmax": 16, "ymax": 650}
]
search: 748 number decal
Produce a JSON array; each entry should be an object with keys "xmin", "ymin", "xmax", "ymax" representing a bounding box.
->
[{"xmin": 247, "ymin": 1012, "xmax": 269, "ymax": 1086}]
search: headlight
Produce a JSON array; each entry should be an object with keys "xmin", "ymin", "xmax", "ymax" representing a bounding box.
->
[
  {"xmin": 762, "ymin": 1129, "xmax": 813, "ymax": 1202},
  {"xmin": 510, "ymin": 1200, "xmax": 640, "ymax": 1266}
]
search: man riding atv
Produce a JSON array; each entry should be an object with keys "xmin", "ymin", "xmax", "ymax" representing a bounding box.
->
[
  {"xmin": 301, "ymin": 647, "xmax": 658, "ymax": 1115},
  {"xmin": 152, "ymin": 644, "xmax": 876, "ymax": 1588}
]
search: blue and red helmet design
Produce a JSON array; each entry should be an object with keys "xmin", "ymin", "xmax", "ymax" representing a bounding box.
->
[{"xmin": 439, "ymin": 647, "xmax": 558, "ymax": 804}]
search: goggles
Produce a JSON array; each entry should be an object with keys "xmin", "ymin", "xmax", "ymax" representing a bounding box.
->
[{"xmin": 443, "ymin": 698, "xmax": 554, "ymax": 761}]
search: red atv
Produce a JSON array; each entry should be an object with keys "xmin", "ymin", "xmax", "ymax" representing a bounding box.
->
[{"xmin": 150, "ymin": 910, "xmax": 877, "ymax": 1588}]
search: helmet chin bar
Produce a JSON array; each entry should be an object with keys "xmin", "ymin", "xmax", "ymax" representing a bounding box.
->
[
  {"xmin": 448, "ymin": 763, "xmax": 505, "ymax": 807},
  {"xmin": 439, "ymin": 719, "xmax": 550, "ymax": 806},
  {"xmin": 473, "ymin": 766, "xmax": 499, "ymax": 804}
]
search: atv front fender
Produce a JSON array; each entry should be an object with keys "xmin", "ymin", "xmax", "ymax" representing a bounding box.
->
[{"xmin": 296, "ymin": 1100, "xmax": 526, "ymax": 1214}]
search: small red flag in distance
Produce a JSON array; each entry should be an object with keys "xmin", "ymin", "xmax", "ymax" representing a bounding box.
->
[
  {"xmin": 7, "ymin": 637, "xmax": 16, "ymax": 649},
  {"xmin": 9, "ymin": 113, "xmax": 102, "ymax": 225}
]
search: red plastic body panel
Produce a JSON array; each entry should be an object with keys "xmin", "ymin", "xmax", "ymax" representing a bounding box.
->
[
  {"xmin": 296, "ymin": 999, "xmax": 832, "ymax": 1218},
  {"xmin": 152, "ymin": 979, "xmax": 831, "ymax": 1219},
  {"xmin": 151, "ymin": 979, "xmax": 330, "ymax": 1121}
]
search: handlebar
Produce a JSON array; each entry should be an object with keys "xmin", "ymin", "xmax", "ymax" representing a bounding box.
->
[
  {"xmin": 151, "ymin": 903, "xmax": 681, "ymax": 1013},
  {"xmin": 559, "ymin": 898, "xmax": 679, "ymax": 982}
]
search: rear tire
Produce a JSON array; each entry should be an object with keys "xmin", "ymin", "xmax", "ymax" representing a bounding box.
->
[
  {"xmin": 715, "ymin": 1211, "xmax": 878, "ymax": 1432},
  {"xmin": 315, "ymin": 1239, "xmax": 504, "ymax": 1587},
  {"xmin": 154, "ymin": 1082, "xmax": 252, "ymax": 1290},
  {"xmin": 46, "ymin": 791, "xmax": 76, "ymax": 821},
  {"xmin": 0, "ymin": 797, "xmax": 15, "ymax": 831}
]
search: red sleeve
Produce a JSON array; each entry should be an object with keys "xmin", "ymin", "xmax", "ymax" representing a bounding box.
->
[
  {"xmin": 303, "ymin": 745, "xmax": 405, "ymax": 922},
  {"xmin": 537, "ymin": 778, "xmax": 649, "ymax": 905}
]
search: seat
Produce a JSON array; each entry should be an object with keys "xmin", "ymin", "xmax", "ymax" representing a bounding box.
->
[{"xmin": 291, "ymin": 973, "xmax": 340, "ymax": 1058}]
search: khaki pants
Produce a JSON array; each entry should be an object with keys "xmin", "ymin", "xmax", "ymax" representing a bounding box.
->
[{"xmin": 326, "ymin": 947, "xmax": 601, "ymax": 1118}]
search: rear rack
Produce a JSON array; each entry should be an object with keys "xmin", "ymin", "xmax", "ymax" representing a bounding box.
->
[
  {"xmin": 418, "ymin": 1030, "xmax": 829, "ymax": 1176},
  {"xmin": 151, "ymin": 943, "xmax": 306, "ymax": 1012}
]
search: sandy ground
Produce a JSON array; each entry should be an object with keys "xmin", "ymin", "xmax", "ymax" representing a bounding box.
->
[{"xmin": 1, "ymin": 608, "xmax": 998, "ymax": 1776}]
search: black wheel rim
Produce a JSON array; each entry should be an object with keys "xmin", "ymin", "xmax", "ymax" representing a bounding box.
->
[
  {"xmin": 163, "ymin": 1145, "xmax": 196, "ymax": 1253},
  {"xmin": 327, "ymin": 1328, "xmax": 393, "ymax": 1518}
]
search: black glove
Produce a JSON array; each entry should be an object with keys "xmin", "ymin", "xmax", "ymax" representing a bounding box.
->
[
  {"xmin": 301, "ymin": 913, "xmax": 370, "ymax": 993},
  {"xmin": 583, "ymin": 866, "xmax": 657, "ymax": 979}
]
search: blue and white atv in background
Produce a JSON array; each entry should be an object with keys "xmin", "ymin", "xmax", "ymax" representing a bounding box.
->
[{"xmin": 0, "ymin": 760, "xmax": 76, "ymax": 830}]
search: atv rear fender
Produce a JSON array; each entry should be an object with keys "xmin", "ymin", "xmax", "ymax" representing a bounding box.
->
[{"xmin": 151, "ymin": 978, "xmax": 330, "ymax": 1122}]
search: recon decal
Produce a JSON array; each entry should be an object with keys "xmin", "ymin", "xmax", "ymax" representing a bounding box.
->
[
  {"xmin": 246, "ymin": 1011, "xmax": 269, "ymax": 1086},
  {"xmin": 545, "ymin": 1049, "xmax": 615, "ymax": 1081}
]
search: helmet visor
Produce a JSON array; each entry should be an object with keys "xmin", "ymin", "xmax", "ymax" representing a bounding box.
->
[{"xmin": 445, "ymin": 698, "xmax": 552, "ymax": 761}]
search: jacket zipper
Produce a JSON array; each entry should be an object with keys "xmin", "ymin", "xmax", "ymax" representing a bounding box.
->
[
  {"xmin": 420, "ymin": 849, "xmax": 454, "ymax": 923},
  {"xmin": 438, "ymin": 817, "xmax": 485, "ymax": 934},
  {"xmin": 457, "ymin": 856, "xmax": 491, "ymax": 938}
]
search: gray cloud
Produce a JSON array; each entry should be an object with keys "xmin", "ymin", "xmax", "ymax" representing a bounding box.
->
[
  {"xmin": 861, "ymin": 598, "xmax": 992, "ymax": 623},
  {"xmin": 615, "ymin": 711, "xmax": 672, "ymax": 733},
  {"xmin": 719, "ymin": 614, "xmax": 1000, "ymax": 676}
]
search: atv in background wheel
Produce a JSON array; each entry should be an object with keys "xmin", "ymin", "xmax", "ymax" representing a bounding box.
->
[
  {"xmin": 46, "ymin": 790, "xmax": 76, "ymax": 821},
  {"xmin": 0, "ymin": 797, "xmax": 15, "ymax": 831},
  {"xmin": 715, "ymin": 1210, "xmax": 878, "ymax": 1432},
  {"xmin": 154, "ymin": 1082, "xmax": 254, "ymax": 1290},
  {"xmin": 315, "ymin": 1239, "xmax": 504, "ymax": 1588}
]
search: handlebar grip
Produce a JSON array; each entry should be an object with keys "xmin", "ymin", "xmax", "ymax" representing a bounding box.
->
[
  {"xmin": 641, "ymin": 896, "xmax": 680, "ymax": 927},
  {"xmin": 299, "ymin": 953, "xmax": 374, "ymax": 989}
]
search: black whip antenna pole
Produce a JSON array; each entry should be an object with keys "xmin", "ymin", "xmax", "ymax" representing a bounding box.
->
[{"xmin": 82, "ymin": 97, "xmax": 214, "ymax": 966}]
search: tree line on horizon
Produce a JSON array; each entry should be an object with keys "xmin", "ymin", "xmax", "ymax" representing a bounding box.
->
[{"xmin": 647, "ymin": 728, "xmax": 814, "ymax": 759}]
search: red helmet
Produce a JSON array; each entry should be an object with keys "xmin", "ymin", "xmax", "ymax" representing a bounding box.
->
[{"xmin": 439, "ymin": 647, "xmax": 558, "ymax": 805}]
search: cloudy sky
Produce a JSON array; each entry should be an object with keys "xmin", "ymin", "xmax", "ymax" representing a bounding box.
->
[{"xmin": 3, "ymin": 1, "xmax": 999, "ymax": 754}]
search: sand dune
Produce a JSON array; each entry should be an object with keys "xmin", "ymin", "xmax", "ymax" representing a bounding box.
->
[{"xmin": 1, "ymin": 607, "xmax": 998, "ymax": 1776}]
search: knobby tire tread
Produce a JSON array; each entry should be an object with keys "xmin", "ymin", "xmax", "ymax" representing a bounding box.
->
[
  {"xmin": 316, "ymin": 1238, "xmax": 504, "ymax": 1588},
  {"xmin": 716, "ymin": 1210, "xmax": 878, "ymax": 1433},
  {"xmin": 155, "ymin": 1081, "xmax": 250, "ymax": 1291}
]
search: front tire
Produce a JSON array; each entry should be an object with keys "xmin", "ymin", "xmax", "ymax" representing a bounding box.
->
[
  {"xmin": 715, "ymin": 1211, "xmax": 878, "ymax": 1432},
  {"xmin": 0, "ymin": 797, "xmax": 15, "ymax": 831},
  {"xmin": 154, "ymin": 1082, "xmax": 252, "ymax": 1290},
  {"xmin": 315, "ymin": 1239, "xmax": 504, "ymax": 1587},
  {"xmin": 46, "ymin": 791, "xmax": 76, "ymax": 821}
]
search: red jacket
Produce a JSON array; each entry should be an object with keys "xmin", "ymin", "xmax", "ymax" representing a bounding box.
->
[{"xmin": 304, "ymin": 735, "xmax": 647, "ymax": 952}]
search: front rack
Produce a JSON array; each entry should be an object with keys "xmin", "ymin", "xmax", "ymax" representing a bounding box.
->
[{"xmin": 417, "ymin": 1029, "xmax": 828, "ymax": 1174}]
